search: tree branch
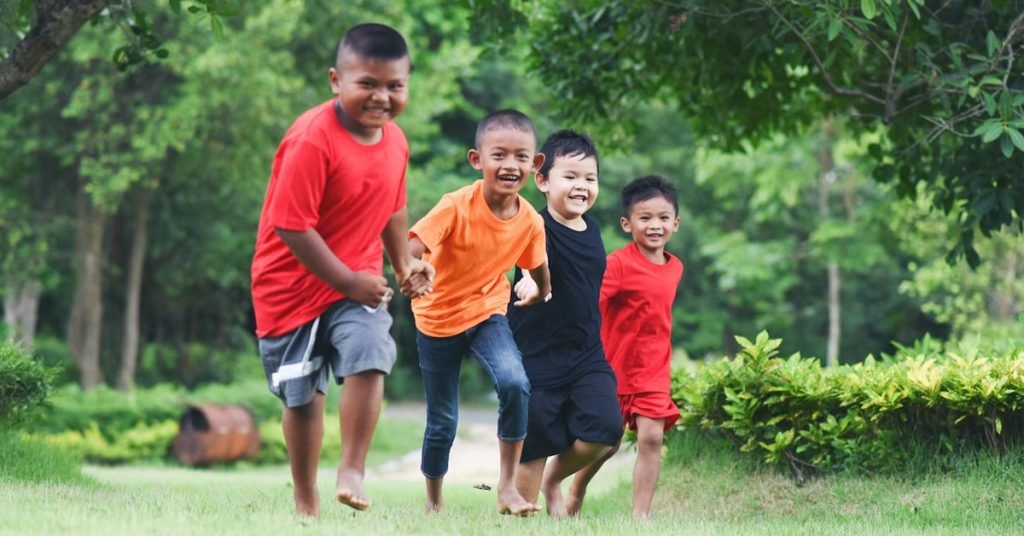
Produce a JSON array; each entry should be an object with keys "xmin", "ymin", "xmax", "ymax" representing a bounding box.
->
[
  {"xmin": 769, "ymin": 5, "xmax": 886, "ymax": 105},
  {"xmin": 0, "ymin": 0, "xmax": 114, "ymax": 100}
]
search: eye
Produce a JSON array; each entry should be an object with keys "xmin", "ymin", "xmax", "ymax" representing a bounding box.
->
[{"xmin": 389, "ymin": 82, "xmax": 405, "ymax": 91}]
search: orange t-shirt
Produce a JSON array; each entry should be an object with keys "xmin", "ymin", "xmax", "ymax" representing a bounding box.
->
[{"xmin": 410, "ymin": 180, "xmax": 546, "ymax": 337}]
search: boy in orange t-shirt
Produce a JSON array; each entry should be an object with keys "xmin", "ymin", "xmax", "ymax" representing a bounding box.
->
[{"xmin": 409, "ymin": 109, "xmax": 552, "ymax": 516}]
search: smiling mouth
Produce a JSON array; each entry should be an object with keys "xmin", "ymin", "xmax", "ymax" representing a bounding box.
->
[
  {"xmin": 568, "ymin": 194, "xmax": 588, "ymax": 202},
  {"xmin": 498, "ymin": 174, "xmax": 520, "ymax": 184}
]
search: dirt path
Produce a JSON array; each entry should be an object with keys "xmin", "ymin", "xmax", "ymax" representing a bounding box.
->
[{"xmin": 368, "ymin": 402, "xmax": 636, "ymax": 489}]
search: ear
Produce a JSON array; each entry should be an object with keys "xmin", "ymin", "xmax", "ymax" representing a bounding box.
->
[
  {"xmin": 467, "ymin": 148, "xmax": 482, "ymax": 170},
  {"xmin": 672, "ymin": 215, "xmax": 681, "ymax": 231},
  {"xmin": 620, "ymin": 216, "xmax": 631, "ymax": 233},
  {"xmin": 535, "ymin": 173, "xmax": 550, "ymax": 193},
  {"xmin": 328, "ymin": 67, "xmax": 341, "ymax": 96},
  {"xmin": 532, "ymin": 153, "xmax": 546, "ymax": 173}
]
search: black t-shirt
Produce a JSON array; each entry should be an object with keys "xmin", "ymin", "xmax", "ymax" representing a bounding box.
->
[{"xmin": 508, "ymin": 208, "xmax": 610, "ymax": 388}]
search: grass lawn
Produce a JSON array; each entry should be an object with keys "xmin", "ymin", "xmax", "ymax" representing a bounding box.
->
[{"xmin": 3, "ymin": 426, "xmax": 1024, "ymax": 534}]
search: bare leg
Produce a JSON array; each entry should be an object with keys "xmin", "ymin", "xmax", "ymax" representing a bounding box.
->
[
  {"xmin": 632, "ymin": 416, "xmax": 666, "ymax": 520},
  {"xmin": 282, "ymin": 394, "xmax": 325, "ymax": 518},
  {"xmin": 496, "ymin": 439, "xmax": 540, "ymax": 516},
  {"xmin": 516, "ymin": 458, "xmax": 546, "ymax": 504},
  {"xmin": 541, "ymin": 440, "xmax": 617, "ymax": 517},
  {"xmin": 425, "ymin": 476, "xmax": 444, "ymax": 513},
  {"xmin": 335, "ymin": 371, "xmax": 383, "ymax": 511}
]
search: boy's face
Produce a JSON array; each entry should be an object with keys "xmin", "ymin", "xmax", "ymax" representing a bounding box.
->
[
  {"xmin": 329, "ymin": 50, "xmax": 410, "ymax": 135},
  {"xmin": 536, "ymin": 153, "xmax": 598, "ymax": 223},
  {"xmin": 468, "ymin": 128, "xmax": 544, "ymax": 198},
  {"xmin": 621, "ymin": 195, "xmax": 680, "ymax": 254}
]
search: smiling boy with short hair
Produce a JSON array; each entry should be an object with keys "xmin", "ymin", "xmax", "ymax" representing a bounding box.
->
[
  {"xmin": 409, "ymin": 109, "xmax": 551, "ymax": 516},
  {"xmin": 251, "ymin": 23, "xmax": 433, "ymax": 518},
  {"xmin": 600, "ymin": 175, "xmax": 684, "ymax": 520}
]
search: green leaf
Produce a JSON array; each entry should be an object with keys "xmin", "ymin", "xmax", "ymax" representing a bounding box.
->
[
  {"xmin": 907, "ymin": 0, "xmax": 921, "ymax": 19},
  {"xmin": 1008, "ymin": 129, "xmax": 1024, "ymax": 152},
  {"xmin": 982, "ymin": 93, "xmax": 997, "ymax": 115},
  {"xmin": 975, "ymin": 120, "xmax": 1003, "ymax": 142},
  {"xmin": 986, "ymin": 30, "xmax": 1000, "ymax": 57},
  {"xmin": 1001, "ymin": 134, "xmax": 1014, "ymax": 158},
  {"xmin": 827, "ymin": 18, "xmax": 842, "ymax": 42},
  {"xmin": 861, "ymin": 0, "xmax": 876, "ymax": 19}
]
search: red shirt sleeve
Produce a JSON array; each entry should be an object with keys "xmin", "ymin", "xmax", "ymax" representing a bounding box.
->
[{"xmin": 267, "ymin": 136, "xmax": 329, "ymax": 231}]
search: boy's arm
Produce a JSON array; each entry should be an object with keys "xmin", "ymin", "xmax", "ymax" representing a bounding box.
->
[
  {"xmin": 513, "ymin": 262, "xmax": 551, "ymax": 307},
  {"xmin": 409, "ymin": 235, "xmax": 427, "ymax": 259},
  {"xmin": 275, "ymin": 228, "xmax": 388, "ymax": 306},
  {"xmin": 382, "ymin": 207, "xmax": 434, "ymax": 298}
]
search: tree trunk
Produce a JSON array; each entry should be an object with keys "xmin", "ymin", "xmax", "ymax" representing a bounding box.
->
[
  {"xmin": 117, "ymin": 189, "xmax": 151, "ymax": 391},
  {"xmin": 817, "ymin": 118, "xmax": 840, "ymax": 367},
  {"xmin": 3, "ymin": 279, "xmax": 41, "ymax": 351},
  {"xmin": 67, "ymin": 189, "xmax": 106, "ymax": 389}
]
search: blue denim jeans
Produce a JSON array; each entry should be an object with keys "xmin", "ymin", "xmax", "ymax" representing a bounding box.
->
[{"xmin": 416, "ymin": 314, "xmax": 530, "ymax": 479}]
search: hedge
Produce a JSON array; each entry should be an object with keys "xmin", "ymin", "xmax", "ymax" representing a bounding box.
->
[{"xmin": 674, "ymin": 332, "xmax": 1024, "ymax": 479}]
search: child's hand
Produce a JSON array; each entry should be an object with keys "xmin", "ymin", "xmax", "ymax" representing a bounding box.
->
[
  {"xmin": 399, "ymin": 258, "xmax": 434, "ymax": 298},
  {"xmin": 512, "ymin": 273, "xmax": 551, "ymax": 307},
  {"xmin": 343, "ymin": 272, "xmax": 391, "ymax": 307}
]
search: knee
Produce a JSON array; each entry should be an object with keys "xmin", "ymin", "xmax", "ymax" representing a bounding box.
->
[
  {"xmin": 424, "ymin": 416, "xmax": 457, "ymax": 444},
  {"xmin": 495, "ymin": 369, "xmax": 530, "ymax": 401},
  {"xmin": 636, "ymin": 428, "xmax": 664, "ymax": 452}
]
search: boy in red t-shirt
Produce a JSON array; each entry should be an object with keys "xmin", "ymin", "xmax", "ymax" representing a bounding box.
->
[
  {"xmin": 409, "ymin": 109, "xmax": 551, "ymax": 516},
  {"xmin": 599, "ymin": 175, "xmax": 683, "ymax": 519},
  {"xmin": 250, "ymin": 23, "xmax": 433, "ymax": 518}
]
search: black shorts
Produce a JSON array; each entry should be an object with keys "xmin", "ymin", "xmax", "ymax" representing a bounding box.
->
[{"xmin": 520, "ymin": 367, "xmax": 623, "ymax": 462}]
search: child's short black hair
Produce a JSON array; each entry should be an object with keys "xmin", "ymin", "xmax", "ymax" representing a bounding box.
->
[
  {"xmin": 621, "ymin": 175, "xmax": 679, "ymax": 217},
  {"xmin": 475, "ymin": 109, "xmax": 536, "ymax": 148},
  {"xmin": 538, "ymin": 129, "xmax": 599, "ymax": 178},
  {"xmin": 336, "ymin": 23, "xmax": 409, "ymax": 64}
]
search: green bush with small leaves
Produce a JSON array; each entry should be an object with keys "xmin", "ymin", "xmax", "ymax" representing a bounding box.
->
[
  {"xmin": 674, "ymin": 332, "xmax": 1024, "ymax": 479},
  {"xmin": 0, "ymin": 343, "xmax": 56, "ymax": 426}
]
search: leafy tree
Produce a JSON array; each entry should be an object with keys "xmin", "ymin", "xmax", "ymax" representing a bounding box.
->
[
  {"xmin": 472, "ymin": 0, "xmax": 1024, "ymax": 264},
  {"xmin": 0, "ymin": 1, "xmax": 239, "ymax": 100}
]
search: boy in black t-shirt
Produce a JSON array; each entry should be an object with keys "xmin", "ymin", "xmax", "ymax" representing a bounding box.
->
[{"xmin": 508, "ymin": 130, "xmax": 622, "ymax": 518}]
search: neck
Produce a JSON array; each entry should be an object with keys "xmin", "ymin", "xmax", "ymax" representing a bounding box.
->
[
  {"xmin": 636, "ymin": 243, "xmax": 667, "ymax": 265},
  {"xmin": 548, "ymin": 207, "xmax": 586, "ymax": 231},
  {"xmin": 483, "ymin": 188, "xmax": 520, "ymax": 220},
  {"xmin": 334, "ymin": 100, "xmax": 381, "ymax": 145}
]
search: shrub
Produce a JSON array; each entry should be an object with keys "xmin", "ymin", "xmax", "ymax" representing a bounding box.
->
[
  {"xmin": 674, "ymin": 331, "xmax": 1024, "ymax": 479},
  {"xmin": 0, "ymin": 343, "xmax": 56, "ymax": 426}
]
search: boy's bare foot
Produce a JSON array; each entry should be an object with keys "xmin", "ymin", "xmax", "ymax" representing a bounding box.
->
[
  {"xmin": 294, "ymin": 487, "xmax": 319, "ymax": 519},
  {"xmin": 335, "ymin": 467, "xmax": 370, "ymax": 511},
  {"xmin": 425, "ymin": 500, "xmax": 444, "ymax": 514},
  {"xmin": 541, "ymin": 479, "xmax": 568, "ymax": 518},
  {"xmin": 565, "ymin": 492, "xmax": 583, "ymax": 517},
  {"xmin": 496, "ymin": 486, "xmax": 540, "ymax": 516},
  {"xmin": 632, "ymin": 509, "xmax": 651, "ymax": 521}
]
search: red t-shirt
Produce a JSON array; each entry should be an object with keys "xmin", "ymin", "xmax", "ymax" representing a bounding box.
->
[
  {"xmin": 251, "ymin": 100, "xmax": 408, "ymax": 338},
  {"xmin": 599, "ymin": 242, "xmax": 684, "ymax": 395}
]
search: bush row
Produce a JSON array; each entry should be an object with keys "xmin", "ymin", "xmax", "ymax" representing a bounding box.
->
[
  {"xmin": 29, "ymin": 378, "xmax": 285, "ymax": 438},
  {"xmin": 673, "ymin": 332, "xmax": 1024, "ymax": 478}
]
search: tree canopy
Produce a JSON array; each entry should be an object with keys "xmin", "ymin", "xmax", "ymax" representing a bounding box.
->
[{"xmin": 473, "ymin": 0, "xmax": 1024, "ymax": 265}]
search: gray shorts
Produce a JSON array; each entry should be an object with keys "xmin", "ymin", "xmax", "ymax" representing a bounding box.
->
[{"xmin": 259, "ymin": 299, "xmax": 397, "ymax": 408}]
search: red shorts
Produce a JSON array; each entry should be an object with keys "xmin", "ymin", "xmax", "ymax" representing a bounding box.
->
[{"xmin": 618, "ymin": 392, "xmax": 680, "ymax": 432}]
